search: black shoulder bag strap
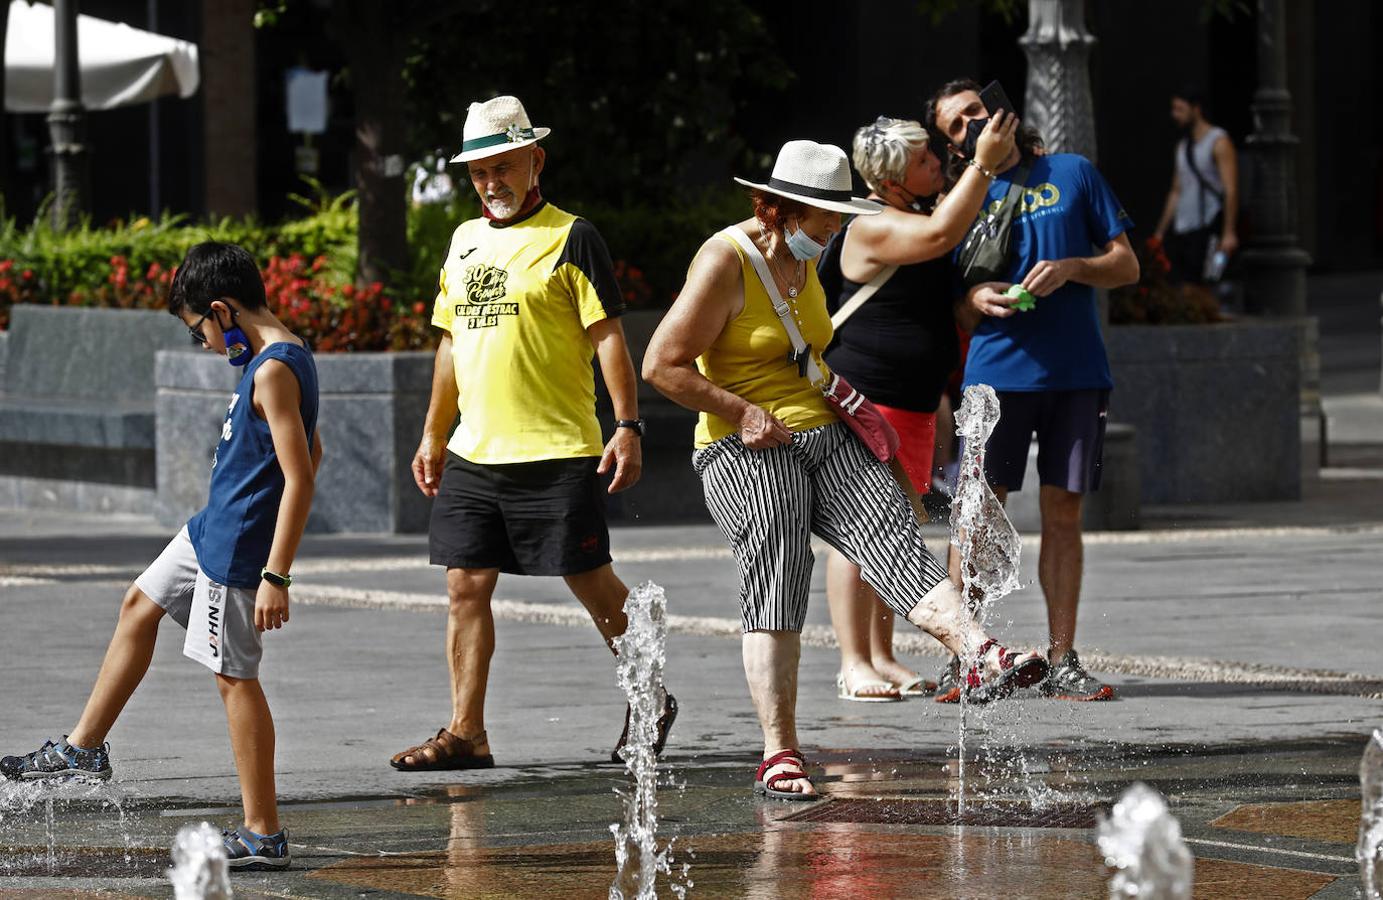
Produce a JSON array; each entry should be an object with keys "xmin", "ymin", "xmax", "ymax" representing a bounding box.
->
[
  {"xmin": 957, "ymin": 162, "xmax": 1031, "ymax": 288},
  {"xmin": 1182, "ymin": 134, "xmax": 1224, "ymax": 228}
]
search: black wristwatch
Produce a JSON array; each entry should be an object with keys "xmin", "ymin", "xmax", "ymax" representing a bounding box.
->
[
  {"xmin": 260, "ymin": 568, "xmax": 293, "ymax": 588},
  {"xmin": 615, "ymin": 418, "xmax": 646, "ymax": 437}
]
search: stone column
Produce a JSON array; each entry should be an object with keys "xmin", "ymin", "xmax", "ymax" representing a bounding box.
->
[
  {"xmin": 1240, "ymin": 0, "xmax": 1312, "ymax": 317},
  {"xmin": 1018, "ymin": 0, "xmax": 1098, "ymax": 161},
  {"xmin": 47, "ymin": 0, "xmax": 87, "ymax": 230}
]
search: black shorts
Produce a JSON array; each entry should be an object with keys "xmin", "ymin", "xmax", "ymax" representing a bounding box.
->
[
  {"xmin": 981, "ymin": 389, "xmax": 1109, "ymax": 494},
  {"xmin": 428, "ymin": 453, "xmax": 612, "ymax": 576}
]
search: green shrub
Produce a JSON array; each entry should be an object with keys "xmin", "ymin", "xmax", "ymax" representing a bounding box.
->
[
  {"xmin": 0, "ymin": 182, "xmax": 747, "ymax": 341},
  {"xmin": 574, "ymin": 184, "xmax": 749, "ymax": 306}
]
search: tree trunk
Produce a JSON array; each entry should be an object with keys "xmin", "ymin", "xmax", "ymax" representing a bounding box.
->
[
  {"xmin": 338, "ymin": 1, "xmax": 409, "ymax": 289},
  {"xmin": 201, "ymin": 0, "xmax": 258, "ymax": 217}
]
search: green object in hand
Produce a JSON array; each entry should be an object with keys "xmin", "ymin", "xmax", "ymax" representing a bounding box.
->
[{"xmin": 1006, "ymin": 284, "xmax": 1037, "ymax": 311}]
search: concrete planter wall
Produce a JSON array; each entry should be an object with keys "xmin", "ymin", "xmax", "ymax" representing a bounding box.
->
[
  {"xmin": 0, "ymin": 307, "xmax": 188, "ymax": 514},
  {"xmin": 156, "ymin": 350, "xmax": 433, "ymax": 533},
  {"xmin": 1106, "ymin": 321, "xmax": 1303, "ymax": 504}
]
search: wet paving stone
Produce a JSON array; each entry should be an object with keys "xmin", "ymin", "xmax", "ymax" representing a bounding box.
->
[
  {"xmin": 0, "ymin": 737, "xmax": 1371, "ymax": 896},
  {"xmin": 306, "ymin": 831, "xmax": 1337, "ymax": 899},
  {"xmin": 781, "ymin": 797, "xmax": 1102, "ymax": 828},
  {"xmin": 1211, "ymin": 798, "xmax": 1359, "ymax": 844}
]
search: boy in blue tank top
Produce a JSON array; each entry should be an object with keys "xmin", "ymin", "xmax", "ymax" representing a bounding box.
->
[{"xmin": 1, "ymin": 242, "xmax": 323, "ymax": 871}]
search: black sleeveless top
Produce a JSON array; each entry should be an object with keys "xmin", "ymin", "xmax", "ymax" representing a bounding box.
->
[{"xmin": 823, "ymin": 247, "xmax": 961, "ymax": 413}]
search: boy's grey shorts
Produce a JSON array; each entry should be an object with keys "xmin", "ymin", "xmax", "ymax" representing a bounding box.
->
[{"xmin": 134, "ymin": 526, "xmax": 263, "ymax": 679}]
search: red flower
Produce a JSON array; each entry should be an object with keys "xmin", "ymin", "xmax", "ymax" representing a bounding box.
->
[
  {"xmin": 0, "ymin": 259, "xmax": 13, "ymax": 273},
  {"xmin": 412, "ymin": 301, "xmax": 426, "ymax": 315}
]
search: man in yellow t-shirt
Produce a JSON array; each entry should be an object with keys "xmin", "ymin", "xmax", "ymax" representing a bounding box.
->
[{"xmin": 390, "ymin": 96, "xmax": 675, "ymax": 772}]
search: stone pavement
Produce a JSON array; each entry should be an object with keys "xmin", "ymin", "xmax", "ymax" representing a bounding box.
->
[
  {"xmin": 2, "ymin": 497, "xmax": 1382, "ymax": 897},
  {"xmin": 2, "ymin": 270, "xmax": 1380, "ymax": 897}
]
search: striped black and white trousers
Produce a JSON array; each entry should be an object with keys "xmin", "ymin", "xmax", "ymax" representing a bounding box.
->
[{"xmin": 694, "ymin": 422, "xmax": 951, "ymax": 633}]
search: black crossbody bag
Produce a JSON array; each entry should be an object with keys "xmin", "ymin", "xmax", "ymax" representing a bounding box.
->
[{"xmin": 956, "ymin": 163, "xmax": 1031, "ymax": 289}]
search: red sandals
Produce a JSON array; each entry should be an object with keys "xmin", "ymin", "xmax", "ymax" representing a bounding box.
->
[
  {"xmin": 753, "ymin": 749, "xmax": 821, "ymax": 802},
  {"xmin": 964, "ymin": 639, "xmax": 1050, "ymax": 704}
]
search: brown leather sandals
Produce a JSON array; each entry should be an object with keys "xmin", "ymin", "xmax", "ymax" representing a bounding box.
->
[{"xmin": 389, "ymin": 728, "xmax": 495, "ymax": 772}]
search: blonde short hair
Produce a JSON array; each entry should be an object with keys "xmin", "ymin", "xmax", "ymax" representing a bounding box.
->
[{"xmin": 852, "ymin": 116, "xmax": 930, "ymax": 194}]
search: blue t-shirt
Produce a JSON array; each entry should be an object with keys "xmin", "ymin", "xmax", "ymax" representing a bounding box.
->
[
  {"xmin": 188, "ymin": 342, "xmax": 319, "ymax": 589},
  {"xmin": 960, "ymin": 153, "xmax": 1132, "ymax": 392}
]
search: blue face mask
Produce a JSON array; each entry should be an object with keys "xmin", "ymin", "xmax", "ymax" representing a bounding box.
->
[
  {"xmin": 219, "ymin": 310, "xmax": 252, "ymax": 367},
  {"xmin": 784, "ymin": 222, "xmax": 827, "ymax": 261}
]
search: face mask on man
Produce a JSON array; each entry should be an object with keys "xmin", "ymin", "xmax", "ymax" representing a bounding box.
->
[
  {"xmin": 959, "ymin": 117, "xmax": 988, "ymax": 159},
  {"xmin": 784, "ymin": 221, "xmax": 827, "ymax": 261}
]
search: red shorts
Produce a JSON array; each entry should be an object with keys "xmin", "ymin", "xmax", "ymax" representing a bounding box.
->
[{"xmin": 875, "ymin": 403, "xmax": 937, "ymax": 495}]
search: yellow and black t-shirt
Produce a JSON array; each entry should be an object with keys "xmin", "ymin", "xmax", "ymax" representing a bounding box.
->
[{"xmin": 431, "ymin": 201, "xmax": 625, "ymax": 464}]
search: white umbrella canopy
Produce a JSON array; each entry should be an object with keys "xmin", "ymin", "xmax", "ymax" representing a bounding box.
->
[{"xmin": 5, "ymin": 0, "xmax": 199, "ymax": 113}]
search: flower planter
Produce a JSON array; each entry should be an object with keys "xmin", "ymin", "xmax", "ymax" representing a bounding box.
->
[
  {"xmin": 1105, "ymin": 320, "xmax": 1303, "ymax": 504},
  {"xmin": 155, "ymin": 350, "xmax": 434, "ymax": 533}
]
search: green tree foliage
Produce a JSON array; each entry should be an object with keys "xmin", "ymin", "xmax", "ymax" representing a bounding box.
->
[{"xmin": 402, "ymin": 0, "xmax": 786, "ymax": 210}]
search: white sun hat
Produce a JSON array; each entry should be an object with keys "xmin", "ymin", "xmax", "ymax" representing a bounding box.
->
[
  {"xmin": 734, "ymin": 140, "xmax": 882, "ymax": 215},
  {"xmin": 450, "ymin": 95, "xmax": 551, "ymax": 163}
]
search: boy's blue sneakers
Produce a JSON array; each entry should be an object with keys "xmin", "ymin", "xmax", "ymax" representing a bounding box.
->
[
  {"xmin": 222, "ymin": 825, "xmax": 291, "ymax": 870},
  {"xmin": 0, "ymin": 737, "xmax": 112, "ymax": 781}
]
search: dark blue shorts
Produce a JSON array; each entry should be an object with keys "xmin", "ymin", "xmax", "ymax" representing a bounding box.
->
[
  {"xmin": 981, "ymin": 389, "xmax": 1109, "ymax": 494},
  {"xmin": 428, "ymin": 452, "xmax": 612, "ymax": 576}
]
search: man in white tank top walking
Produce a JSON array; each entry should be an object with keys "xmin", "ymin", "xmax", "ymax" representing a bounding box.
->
[{"xmin": 1152, "ymin": 86, "xmax": 1239, "ymax": 285}]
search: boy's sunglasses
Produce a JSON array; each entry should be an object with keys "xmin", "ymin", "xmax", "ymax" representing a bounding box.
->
[
  {"xmin": 187, "ymin": 305, "xmax": 235, "ymax": 346},
  {"xmin": 187, "ymin": 309, "xmax": 213, "ymax": 345}
]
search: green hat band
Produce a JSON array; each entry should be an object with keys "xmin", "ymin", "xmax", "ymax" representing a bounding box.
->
[{"xmin": 461, "ymin": 125, "xmax": 537, "ymax": 153}]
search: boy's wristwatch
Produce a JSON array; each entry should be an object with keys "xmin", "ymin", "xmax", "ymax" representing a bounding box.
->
[
  {"xmin": 616, "ymin": 418, "xmax": 646, "ymax": 437},
  {"xmin": 260, "ymin": 568, "xmax": 292, "ymax": 588}
]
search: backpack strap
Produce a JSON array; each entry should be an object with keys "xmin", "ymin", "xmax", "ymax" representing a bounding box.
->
[
  {"xmin": 1182, "ymin": 133, "xmax": 1225, "ymax": 203},
  {"xmin": 721, "ymin": 226, "xmax": 825, "ymax": 387}
]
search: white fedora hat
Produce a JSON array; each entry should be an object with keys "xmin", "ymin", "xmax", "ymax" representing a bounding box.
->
[
  {"xmin": 450, "ymin": 95, "xmax": 551, "ymax": 164},
  {"xmin": 735, "ymin": 140, "xmax": 881, "ymax": 216}
]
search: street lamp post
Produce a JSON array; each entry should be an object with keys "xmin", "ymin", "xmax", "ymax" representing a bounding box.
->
[
  {"xmin": 1018, "ymin": 0, "xmax": 1098, "ymax": 162},
  {"xmin": 1240, "ymin": 0, "xmax": 1319, "ymax": 464},
  {"xmin": 47, "ymin": 0, "xmax": 88, "ymax": 230}
]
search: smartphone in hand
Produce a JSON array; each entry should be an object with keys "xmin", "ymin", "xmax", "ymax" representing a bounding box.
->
[{"xmin": 979, "ymin": 80, "xmax": 1017, "ymax": 119}]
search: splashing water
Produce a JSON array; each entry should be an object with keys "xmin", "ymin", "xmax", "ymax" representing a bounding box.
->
[
  {"xmin": 0, "ymin": 777, "xmax": 133, "ymax": 875},
  {"xmin": 1096, "ymin": 783, "xmax": 1193, "ymax": 899},
  {"xmin": 167, "ymin": 821, "xmax": 232, "ymax": 899},
  {"xmin": 949, "ymin": 385, "xmax": 1023, "ymax": 605},
  {"xmin": 1359, "ymin": 729, "xmax": 1383, "ymax": 899},
  {"xmin": 949, "ymin": 384, "xmax": 1023, "ymax": 813},
  {"xmin": 609, "ymin": 582, "xmax": 681, "ymax": 899}
]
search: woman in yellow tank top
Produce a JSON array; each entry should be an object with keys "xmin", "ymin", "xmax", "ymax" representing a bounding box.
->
[{"xmin": 643, "ymin": 141, "xmax": 1049, "ymax": 802}]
